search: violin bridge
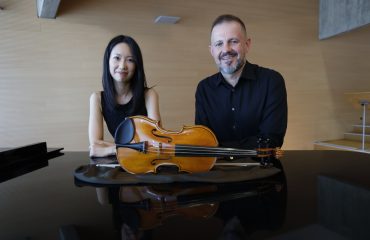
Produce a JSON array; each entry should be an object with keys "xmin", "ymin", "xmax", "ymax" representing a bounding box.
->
[{"xmin": 151, "ymin": 141, "xmax": 164, "ymax": 156}]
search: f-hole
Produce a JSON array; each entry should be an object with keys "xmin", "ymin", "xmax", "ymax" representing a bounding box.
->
[{"xmin": 151, "ymin": 129, "xmax": 173, "ymax": 143}]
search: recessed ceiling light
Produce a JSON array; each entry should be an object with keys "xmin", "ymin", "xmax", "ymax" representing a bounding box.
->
[{"xmin": 154, "ymin": 15, "xmax": 181, "ymax": 24}]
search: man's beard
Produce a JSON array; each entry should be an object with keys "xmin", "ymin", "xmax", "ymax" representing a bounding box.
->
[{"xmin": 218, "ymin": 51, "xmax": 244, "ymax": 75}]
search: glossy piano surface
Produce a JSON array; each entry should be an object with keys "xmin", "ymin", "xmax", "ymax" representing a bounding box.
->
[{"xmin": 1, "ymin": 150, "xmax": 370, "ymax": 240}]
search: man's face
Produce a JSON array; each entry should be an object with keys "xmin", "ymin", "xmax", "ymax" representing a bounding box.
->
[{"xmin": 210, "ymin": 21, "xmax": 250, "ymax": 75}]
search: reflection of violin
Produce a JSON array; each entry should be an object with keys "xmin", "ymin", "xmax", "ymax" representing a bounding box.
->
[
  {"xmin": 115, "ymin": 116, "xmax": 283, "ymax": 174},
  {"xmin": 119, "ymin": 185, "xmax": 219, "ymax": 230},
  {"xmin": 118, "ymin": 178, "xmax": 285, "ymax": 231}
]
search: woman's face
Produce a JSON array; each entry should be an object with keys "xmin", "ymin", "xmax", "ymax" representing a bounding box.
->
[{"xmin": 109, "ymin": 43, "xmax": 136, "ymax": 83}]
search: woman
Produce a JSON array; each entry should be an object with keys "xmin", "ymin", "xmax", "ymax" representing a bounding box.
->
[{"xmin": 89, "ymin": 35, "xmax": 161, "ymax": 157}]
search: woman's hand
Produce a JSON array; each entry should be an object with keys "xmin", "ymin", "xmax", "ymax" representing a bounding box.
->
[{"xmin": 89, "ymin": 141, "xmax": 116, "ymax": 157}]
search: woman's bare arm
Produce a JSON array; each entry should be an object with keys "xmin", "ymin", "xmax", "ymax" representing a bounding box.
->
[
  {"xmin": 145, "ymin": 88, "xmax": 161, "ymax": 124},
  {"xmin": 88, "ymin": 92, "xmax": 116, "ymax": 157}
]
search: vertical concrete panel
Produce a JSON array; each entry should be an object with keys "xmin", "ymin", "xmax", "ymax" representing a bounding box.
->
[
  {"xmin": 37, "ymin": 0, "xmax": 60, "ymax": 19},
  {"xmin": 319, "ymin": 0, "xmax": 370, "ymax": 39}
]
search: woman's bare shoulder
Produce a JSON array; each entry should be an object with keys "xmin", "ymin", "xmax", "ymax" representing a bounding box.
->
[
  {"xmin": 145, "ymin": 88, "xmax": 158, "ymax": 99},
  {"xmin": 90, "ymin": 91, "xmax": 102, "ymax": 102}
]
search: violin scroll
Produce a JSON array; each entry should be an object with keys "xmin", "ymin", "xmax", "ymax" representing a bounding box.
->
[{"xmin": 274, "ymin": 148, "xmax": 284, "ymax": 159}]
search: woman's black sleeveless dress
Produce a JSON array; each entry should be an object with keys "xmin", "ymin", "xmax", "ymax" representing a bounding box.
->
[{"xmin": 101, "ymin": 92, "xmax": 147, "ymax": 137}]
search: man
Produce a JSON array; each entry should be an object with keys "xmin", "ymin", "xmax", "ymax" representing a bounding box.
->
[{"xmin": 195, "ymin": 14, "xmax": 287, "ymax": 149}]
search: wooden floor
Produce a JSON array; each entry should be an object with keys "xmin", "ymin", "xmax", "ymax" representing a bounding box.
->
[
  {"xmin": 314, "ymin": 139, "xmax": 370, "ymax": 154},
  {"xmin": 314, "ymin": 121, "xmax": 370, "ymax": 154}
]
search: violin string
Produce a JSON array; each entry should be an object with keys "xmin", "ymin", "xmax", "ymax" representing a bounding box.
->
[
  {"xmin": 144, "ymin": 146, "xmax": 257, "ymax": 156},
  {"xmin": 178, "ymin": 151, "xmax": 255, "ymax": 156},
  {"xmin": 119, "ymin": 147, "xmax": 256, "ymax": 155},
  {"xmin": 177, "ymin": 144, "xmax": 257, "ymax": 152},
  {"xmin": 144, "ymin": 149, "xmax": 256, "ymax": 156},
  {"xmin": 152, "ymin": 145, "xmax": 257, "ymax": 153},
  {"xmin": 148, "ymin": 146, "xmax": 257, "ymax": 153}
]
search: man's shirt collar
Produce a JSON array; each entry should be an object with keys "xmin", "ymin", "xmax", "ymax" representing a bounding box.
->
[{"xmin": 215, "ymin": 60, "xmax": 256, "ymax": 87}]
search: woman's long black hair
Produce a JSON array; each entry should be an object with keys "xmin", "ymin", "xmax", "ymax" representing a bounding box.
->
[{"xmin": 102, "ymin": 35, "xmax": 147, "ymax": 114}]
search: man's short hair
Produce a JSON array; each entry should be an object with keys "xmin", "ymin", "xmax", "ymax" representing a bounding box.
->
[{"xmin": 211, "ymin": 14, "xmax": 247, "ymax": 35}]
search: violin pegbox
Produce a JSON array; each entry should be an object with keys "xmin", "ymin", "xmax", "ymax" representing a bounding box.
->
[{"xmin": 256, "ymin": 138, "xmax": 284, "ymax": 166}]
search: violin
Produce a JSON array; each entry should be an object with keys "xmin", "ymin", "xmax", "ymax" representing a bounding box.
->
[{"xmin": 115, "ymin": 115, "xmax": 283, "ymax": 174}]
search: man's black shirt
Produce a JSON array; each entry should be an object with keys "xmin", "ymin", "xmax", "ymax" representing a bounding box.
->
[{"xmin": 195, "ymin": 61, "xmax": 287, "ymax": 149}]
